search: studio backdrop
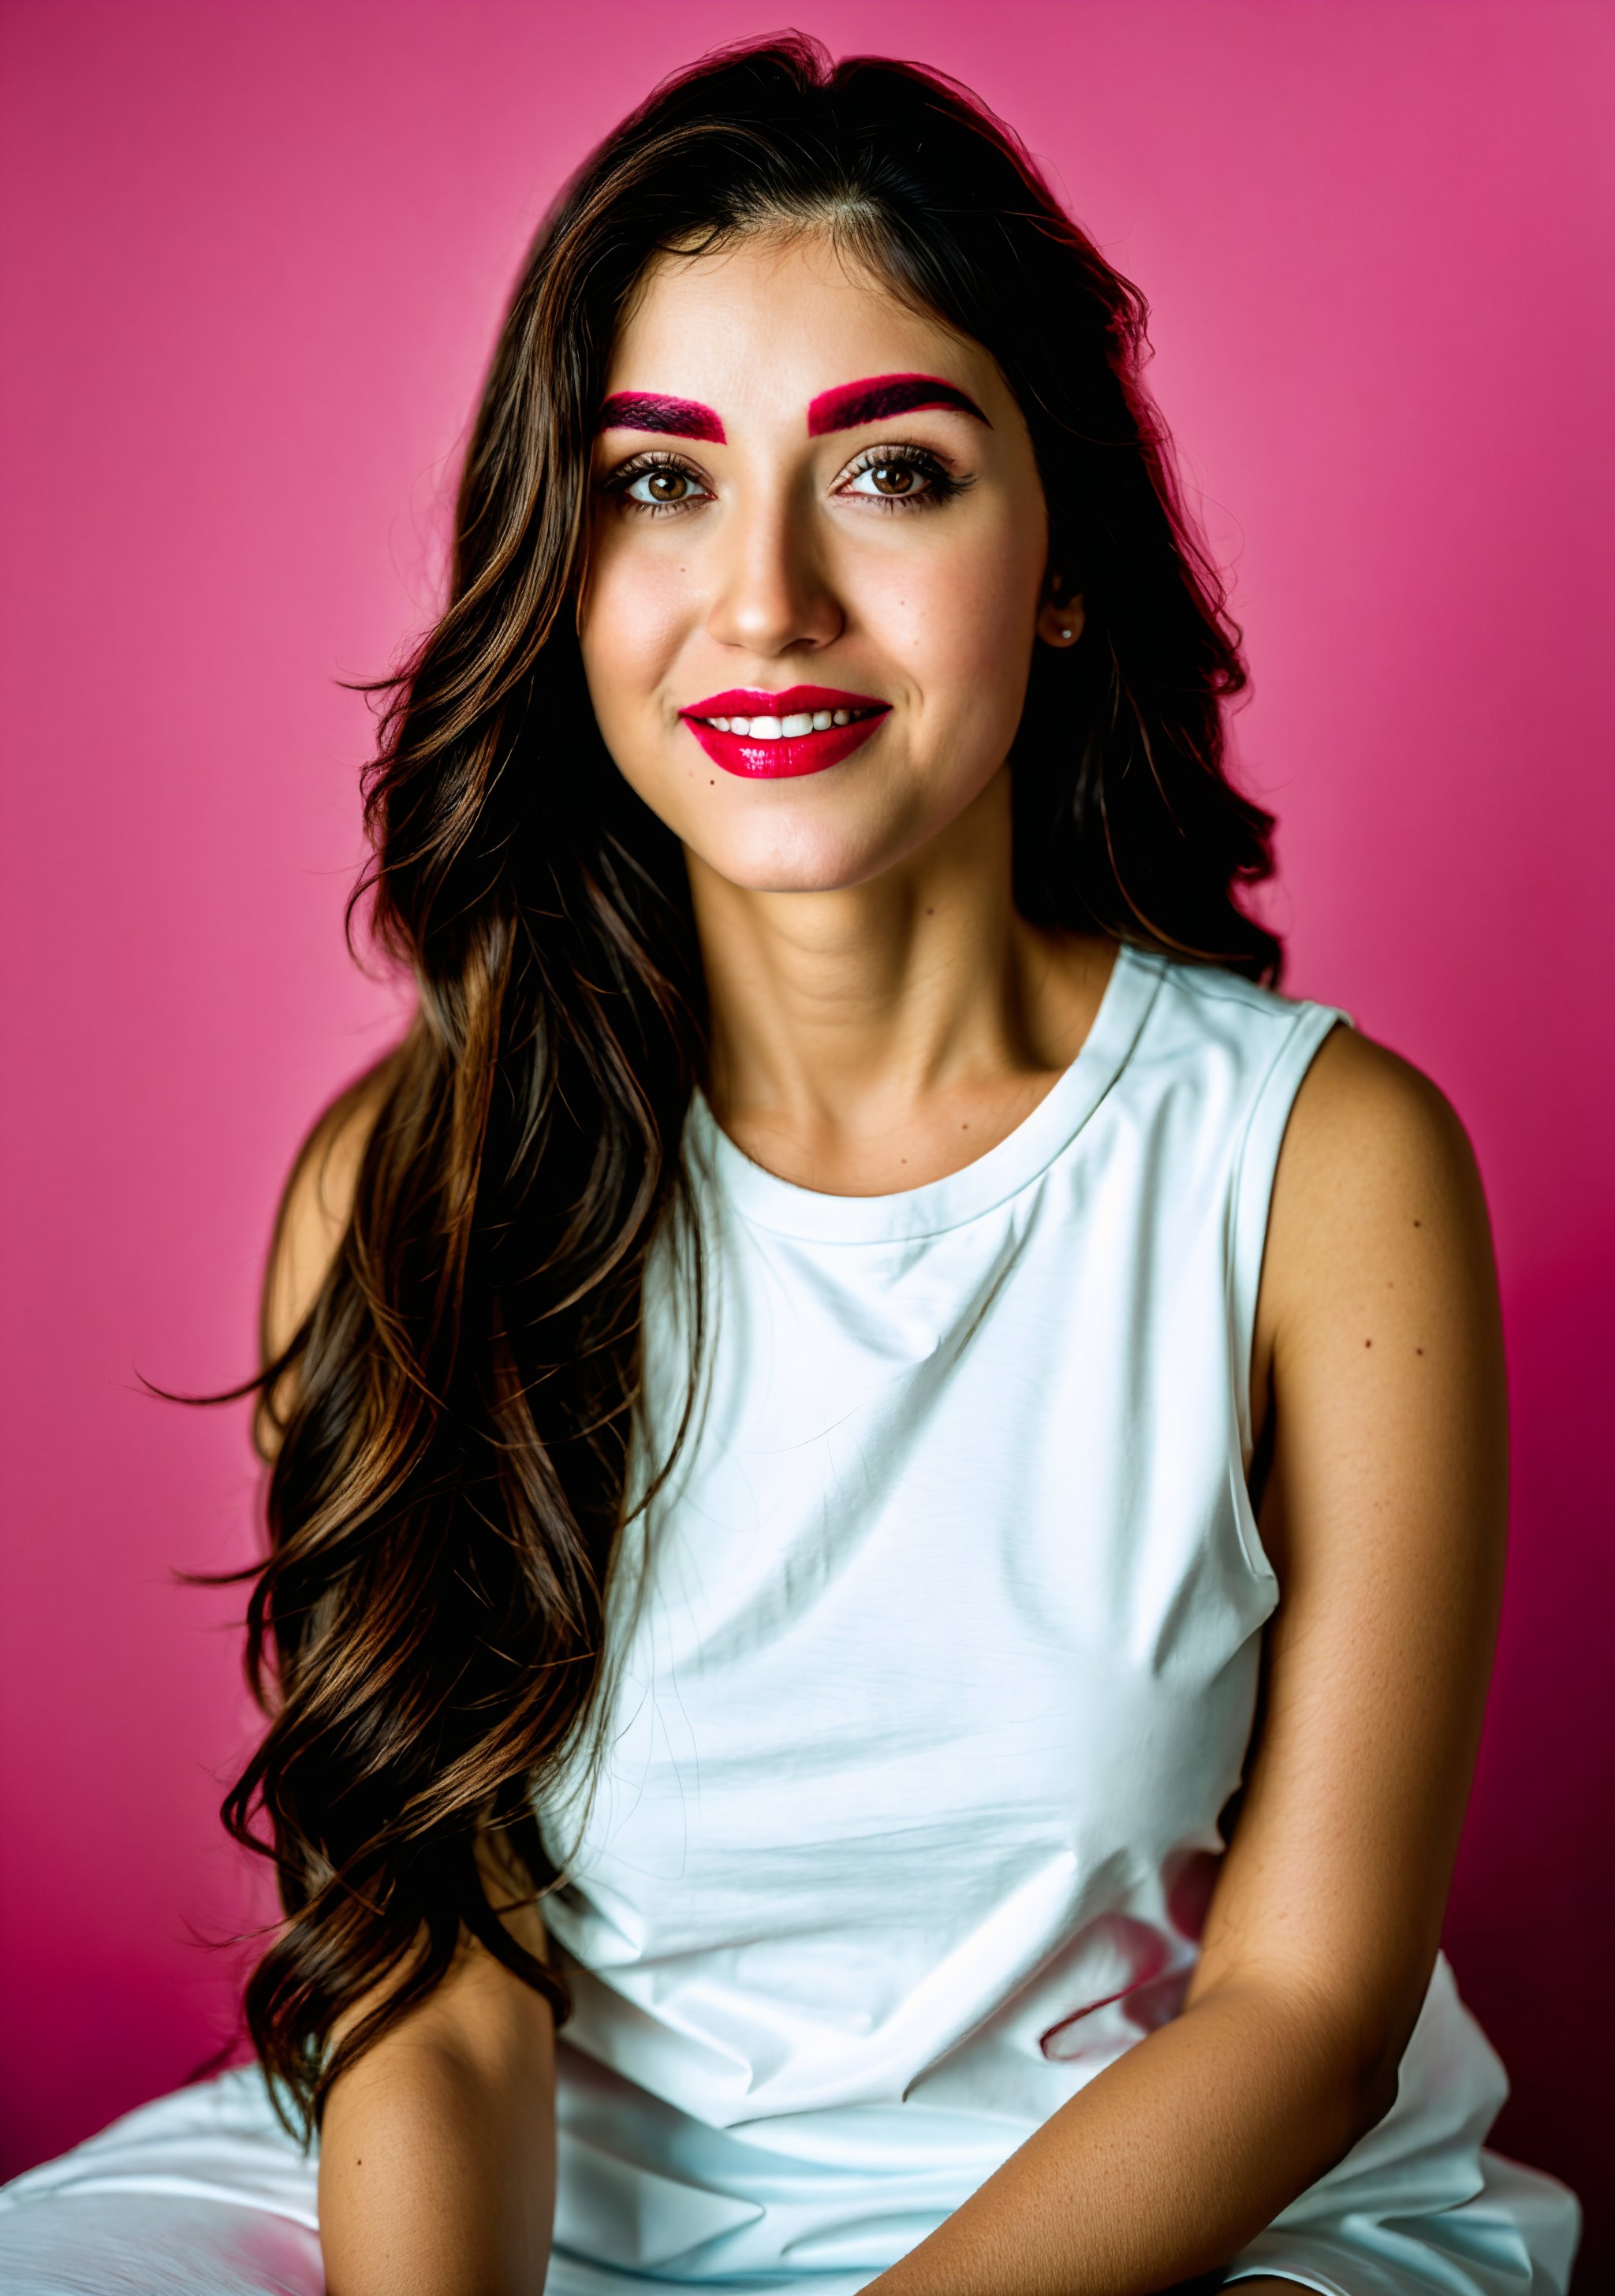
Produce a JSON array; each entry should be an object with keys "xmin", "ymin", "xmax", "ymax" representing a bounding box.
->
[{"xmin": 2, "ymin": 1, "xmax": 1610, "ymax": 2283}]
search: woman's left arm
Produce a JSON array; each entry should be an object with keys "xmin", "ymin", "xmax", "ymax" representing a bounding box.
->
[{"xmin": 864, "ymin": 1027, "xmax": 1509, "ymax": 2296}]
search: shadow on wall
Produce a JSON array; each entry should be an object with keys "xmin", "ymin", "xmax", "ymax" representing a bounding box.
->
[{"xmin": 1445, "ymin": 1245, "xmax": 1615, "ymax": 2295}]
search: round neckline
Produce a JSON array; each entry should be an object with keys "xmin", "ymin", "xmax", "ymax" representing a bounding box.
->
[{"xmin": 686, "ymin": 941, "xmax": 1164, "ymax": 1244}]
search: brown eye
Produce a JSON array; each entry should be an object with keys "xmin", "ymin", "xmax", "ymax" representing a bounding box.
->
[
  {"xmin": 869, "ymin": 461, "xmax": 917, "ymax": 495},
  {"xmin": 844, "ymin": 453, "xmax": 948, "ymax": 505},
  {"xmin": 619, "ymin": 462, "xmax": 706, "ymax": 507}
]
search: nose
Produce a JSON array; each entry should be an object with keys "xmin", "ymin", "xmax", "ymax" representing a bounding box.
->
[{"xmin": 704, "ymin": 485, "xmax": 844, "ymax": 659}]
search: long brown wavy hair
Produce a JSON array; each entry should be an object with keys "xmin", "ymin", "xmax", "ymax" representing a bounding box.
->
[{"xmin": 222, "ymin": 32, "xmax": 1281, "ymax": 2137}]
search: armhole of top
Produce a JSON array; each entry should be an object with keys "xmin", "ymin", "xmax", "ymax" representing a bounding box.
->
[{"xmin": 1225, "ymin": 999, "xmax": 1353, "ymax": 1578}]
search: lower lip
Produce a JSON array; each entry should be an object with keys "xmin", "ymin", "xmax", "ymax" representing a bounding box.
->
[{"xmin": 681, "ymin": 710, "xmax": 889, "ymax": 780}]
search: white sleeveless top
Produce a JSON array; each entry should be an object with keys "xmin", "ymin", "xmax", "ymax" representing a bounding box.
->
[
  {"xmin": 0, "ymin": 945, "xmax": 1580, "ymax": 2295},
  {"xmin": 533, "ymin": 945, "xmax": 1570, "ymax": 2295}
]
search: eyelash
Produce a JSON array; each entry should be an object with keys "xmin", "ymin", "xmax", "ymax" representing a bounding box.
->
[{"xmin": 599, "ymin": 442, "xmax": 972, "ymax": 518}]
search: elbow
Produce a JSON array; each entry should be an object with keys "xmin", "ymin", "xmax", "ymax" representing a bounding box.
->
[
  {"xmin": 1345, "ymin": 2025, "xmax": 1406, "ymax": 2149},
  {"xmin": 1243, "ymin": 1975, "xmax": 1415, "ymax": 2169},
  {"xmin": 1296, "ymin": 1996, "xmax": 1412, "ymax": 2169},
  {"xmin": 1339, "ymin": 1959, "xmax": 1439, "ymax": 2152},
  {"xmin": 1189, "ymin": 1957, "xmax": 1428, "ymax": 2175},
  {"xmin": 1333, "ymin": 2068, "xmax": 1397, "ymax": 2162}
]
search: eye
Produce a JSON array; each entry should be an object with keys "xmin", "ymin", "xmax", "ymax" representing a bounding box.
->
[
  {"xmin": 603, "ymin": 453, "xmax": 713, "ymax": 513},
  {"xmin": 846, "ymin": 457, "xmax": 929, "ymax": 500},
  {"xmin": 626, "ymin": 466, "xmax": 700, "ymax": 505},
  {"xmin": 837, "ymin": 445, "xmax": 965, "ymax": 510}
]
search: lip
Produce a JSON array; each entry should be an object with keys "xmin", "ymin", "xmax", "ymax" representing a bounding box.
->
[{"xmin": 679, "ymin": 686, "xmax": 891, "ymax": 781}]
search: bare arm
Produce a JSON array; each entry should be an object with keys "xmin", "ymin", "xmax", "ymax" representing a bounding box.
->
[
  {"xmin": 862, "ymin": 1027, "xmax": 1508, "ymax": 2296},
  {"xmin": 261, "ymin": 1080, "xmax": 559, "ymax": 2296},
  {"xmin": 316, "ymin": 1838, "xmax": 558, "ymax": 2296}
]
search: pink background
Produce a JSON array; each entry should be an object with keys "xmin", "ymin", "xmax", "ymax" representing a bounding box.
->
[{"xmin": 2, "ymin": 0, "xmax": 1610, "ymax": 2281}]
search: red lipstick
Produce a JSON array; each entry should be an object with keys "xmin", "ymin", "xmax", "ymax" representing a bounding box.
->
[{"xmin": 680, "ymin": 686, "xmax": 890, "ymax": 781}]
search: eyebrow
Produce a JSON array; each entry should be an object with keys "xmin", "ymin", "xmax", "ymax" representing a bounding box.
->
[
  {"xmin": 598, "ymin": 393, "xmax": 725, "ymax": 443},
  {"xmin": 807, "ymin": 373, "xmax": 990, "ymax": 436}
]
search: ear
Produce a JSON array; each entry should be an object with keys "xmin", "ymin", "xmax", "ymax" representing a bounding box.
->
[{"xmin": 1036, "ymin": 572, "xmax": 1084, "ymax": 650}]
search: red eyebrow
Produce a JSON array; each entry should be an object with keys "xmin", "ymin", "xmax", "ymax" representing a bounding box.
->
[
  {"xmin": 807, "ymin": 373, "xmax": 990, "ymax": 436},
  {"xmin": 598, "ymin": 393, "xmax": 725, "ymax": 443}
]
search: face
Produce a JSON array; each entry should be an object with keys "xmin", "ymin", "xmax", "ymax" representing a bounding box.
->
[{"xmin": 578, "ymin": 231, "xmax": 1072, "ymax": 895}]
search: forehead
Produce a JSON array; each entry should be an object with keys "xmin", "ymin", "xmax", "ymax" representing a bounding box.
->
[{"xmin": 603, "ymin": 231, "xmax": 1000, "ymax": 427}]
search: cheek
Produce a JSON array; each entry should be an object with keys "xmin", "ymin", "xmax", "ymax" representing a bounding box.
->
[
  {"xmin": 579, "ymin": 535, "xmax": 692, "ymax": 725},
  {"xmin": 870, "ymin": 512, "xmax": 1043, "ymax": 723}
]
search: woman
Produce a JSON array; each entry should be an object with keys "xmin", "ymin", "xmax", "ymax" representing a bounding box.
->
[{"xmin": 0, "ymin": 35, "xmax": 1581, "ymax": 2296}]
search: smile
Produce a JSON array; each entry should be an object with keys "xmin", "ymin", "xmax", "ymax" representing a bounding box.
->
[{"xmin": 680, "ymin": 687, "xmax": 891, "ymax": 781}]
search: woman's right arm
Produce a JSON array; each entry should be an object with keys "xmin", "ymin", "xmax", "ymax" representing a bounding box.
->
[
  {"xmin": 315, "ymin": 1852, "xmax": 558, "ymax": 2296},
  {"xmin": 261, "ymin": 1083, "xmax": 558, "ymax": 2296}
]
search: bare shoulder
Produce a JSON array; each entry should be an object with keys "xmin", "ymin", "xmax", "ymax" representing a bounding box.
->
[
  {"xmin": 1268, "ymin": 1025, "xmax": 1494, "ymax": 1302},
  {"xmin": 263, "ymin": 1064, "xmax": 392, "ymax": 1356},
  {"xmin": 256, "ymin": 1060, "xmax": 394, "ymax": 1453},
  {"xmin": 1251, "ymin": 1023, "xmax": 1501, "ymax": 1448},
  {"xmin": 1280, "ymin": 1021, "xmax": 1479, "ymax": 1178}
]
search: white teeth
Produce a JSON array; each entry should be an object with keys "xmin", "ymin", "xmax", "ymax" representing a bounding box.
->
[{"xmin": 704, "ymin": 705, "xmax": 874, "ymax": 737}]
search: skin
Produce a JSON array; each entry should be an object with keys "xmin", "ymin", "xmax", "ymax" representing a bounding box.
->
[
  {"xmin": 259, "ymin": 1101, "xmax": 558, "ymax": 2296},
  {"xmin": 579, "ymin": 229, "xmax": 1106, "ymax": 1185},
  {"xmin": 297, "ymin": 230, "xmax": 1507, "ymax": 2296}
]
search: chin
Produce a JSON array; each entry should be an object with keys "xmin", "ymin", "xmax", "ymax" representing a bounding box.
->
[
  {"xmin": 696, "ymin": 823, "xmax": 901, "ymax": 894},
  {"xmin": 657, "ymin": 765, "xmax": 995, "ymax": 896}
]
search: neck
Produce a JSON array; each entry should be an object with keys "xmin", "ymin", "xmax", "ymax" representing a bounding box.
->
[{"xmin": 687, "ymin": 771, "xmax": 1115, "ymax": 1189}]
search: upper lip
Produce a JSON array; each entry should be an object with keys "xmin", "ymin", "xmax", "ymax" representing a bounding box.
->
[{"xmin": 681, "ymin": 686, "xmax": 890, "ymax": 718}]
